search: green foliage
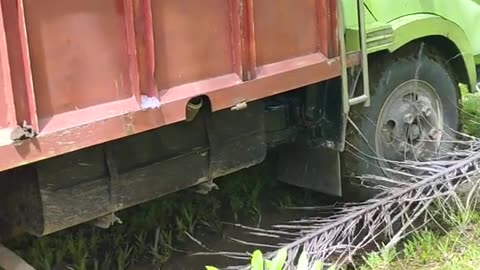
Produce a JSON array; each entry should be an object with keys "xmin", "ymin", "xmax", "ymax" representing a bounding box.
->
[
  {"xmin": 360, "ymin": 247, "xmax": 397, "ymax": 270},
  {"xmin": 206, "ymin": 249, "xmax": 337, "ymax": 270},
  {"xmin": 460, "ymin": 84, "xmax": 480, "ymax": 137},
  {"xmin": 360, "ymin": 212, "xmax": 480, "ymax": 270},
  {"xmin": 268, "ymin": 248, "xmax": 287, "ymax": 270}
]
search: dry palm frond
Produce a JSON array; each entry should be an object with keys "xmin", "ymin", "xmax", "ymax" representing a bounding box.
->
[
  {"xmin": 200, "ymin": 43, "xmax": 480, "ymax": 269},
  {"xmin": 216, "ymin": 133, "xmax": 480, "ymax": 269}
]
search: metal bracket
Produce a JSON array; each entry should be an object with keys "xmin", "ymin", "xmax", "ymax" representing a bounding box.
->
[
  {"xmin": 352, "ymin": 0, "xmax": 371, "ymax": 107},
  {"xmin": 338, "ymin": 0, "xmax": 371, "ymax": 152},
  {"xmin": 92, "ymin": 213, "xmax": 123, "ymax": 229},
  {"xmin": 339, "ymin": 0, "xmax": 371, "ymax": 116},
  {"xmin": 10, "ymin": 120, "xmax": 36, "ymax": 144},
  {"xmin": 231, "ymin": 99, "xmax": 248, "ymax": 111}
]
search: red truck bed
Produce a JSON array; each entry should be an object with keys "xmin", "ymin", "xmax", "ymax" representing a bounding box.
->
[{"xmin": 0, "ymin": 0, "xmax": 355, "ymax": 172}]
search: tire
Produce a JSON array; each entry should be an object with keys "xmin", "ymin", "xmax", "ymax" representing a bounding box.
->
[{"xmin": 342, "ymin": 44, "xmax": 461, "ymax": 201}]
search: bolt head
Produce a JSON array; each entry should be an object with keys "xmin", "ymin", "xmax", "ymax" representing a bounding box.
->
[
  {"xmin": 429, "ymin": 129, "xmax": 440, "ymax": 139},
  {"xmin": 404, "ymin": 113, "xmax": 415, "ymax": 124},
  {"xmin": 398, "ymin": 141, "xmax": 408, "ymax": 151},
  {"xmin": 420, "ymin": 152, "xmax": 428, "ymax": 160},
  {"xmin": 422, "ymin": 106, "xmax": 432, "ymax": 117},
  {"xmin": 409, "ymin": 125, "xmax": 421, "ymax": 139}
]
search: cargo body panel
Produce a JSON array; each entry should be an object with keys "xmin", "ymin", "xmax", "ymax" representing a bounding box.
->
[{"xmin": 0, "ymin": 0, "xmax": 355, "ymax": 172}]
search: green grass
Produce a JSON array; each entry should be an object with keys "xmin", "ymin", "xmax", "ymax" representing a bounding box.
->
[
  {"xmin": 460, "ymin": 84, "xmax": 480, "ymax": 137},
  {"xmin": 360, "ymin": 212, "xmax": 480, "ymax": 270}
]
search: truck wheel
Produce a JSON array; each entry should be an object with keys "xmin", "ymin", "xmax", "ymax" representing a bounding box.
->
[{"xmin": 343, "ymin": 45, "xmax": 460, "ymax": 200}]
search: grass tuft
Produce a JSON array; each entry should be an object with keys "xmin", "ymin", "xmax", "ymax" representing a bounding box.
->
[
  {"xmin": 461, "ymin": 83, "xmax": 480, "ymax": 137},
  {"xmin": 360, "ymin": 212, "xmax": 480, "ymax": 270}
]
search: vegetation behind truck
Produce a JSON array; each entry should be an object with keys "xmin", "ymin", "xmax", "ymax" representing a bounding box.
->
[{"xmin": 0, "ymin": 0, "xmax": 478, "ymax": 240}]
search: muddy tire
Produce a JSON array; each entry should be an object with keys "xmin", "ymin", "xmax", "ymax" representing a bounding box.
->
[{"xmin": 342, "ymin": 44, "xmax": 461, "ymax": 201}]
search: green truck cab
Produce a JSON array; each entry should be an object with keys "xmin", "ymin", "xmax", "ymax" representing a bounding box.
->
[{"xmin": 345, "ymin": 0, "xmax": 480, "ymax": 89}]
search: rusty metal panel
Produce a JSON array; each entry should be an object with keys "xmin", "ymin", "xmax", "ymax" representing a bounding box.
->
[
  {"xmin": 22, "ymin": 0, "xmax": 137, "ymax": 121},
  {"xmin": 133, "ymin": 0, "xmax": 157, "ymax": 97},
  {"xmin": 254, "ymin": 0, "xmax": 318, "ymax": 66},
  {"xmin": 0, "ymin": 0, "xmax": 351, "ymax": 172},
  {"xmin": 151, "ymin": 0, "xmax": 233, "ymax": 90},
  {"xmin": 230, "ymin": 0, "xmax": 256, "ymax": 81},
  {"xmin": 0, "ymin": 2, "xmax": 15, "ymax": 132},
  {"xmin": 2, "ymin": 0, "xmax": 38, "ymax": 131}
]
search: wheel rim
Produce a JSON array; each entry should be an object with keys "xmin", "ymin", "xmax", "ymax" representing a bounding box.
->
[{"xmin": 375, "ymin": 79, "xmax": 444, "ymax": 175}]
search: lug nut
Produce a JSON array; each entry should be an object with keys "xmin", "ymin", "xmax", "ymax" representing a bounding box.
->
[
  {"xmin": 422, "ymin": 106, "xmax": 432, "ymax": 117},
  {"xmin": 409, "ymin": 125, "xmax": 421, "ymax": 139},
  {"xmin": 398, "ymin": 142, "xmax": 408, "ymax": 151},
  {"xmin": 404, "ymin": 113, "xmax": 414, "ymax": 124},
  {"xmin": 415, "ymin": 149, "xmax": 424, "ymax": 157},
  {"xmin": 429, "ymin": 129, "xmax": 439, "ymax": 139}
]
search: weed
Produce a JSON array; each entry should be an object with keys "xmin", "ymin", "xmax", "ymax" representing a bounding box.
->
[
  {"xmin": 116, "ymin": 244, "xmax": 134, "ymax": 270},
  {"xmin": 218, "ymin": 169, "xmax": 265, "ymax": 222},
  {"xmin": 360, "ymin": 211, "xmax": 480, "ymax": 270},
  {"xmin": 100, "ymin": 253, "xmax": 113, "ymax": 270},
  {"xmin": 148, "ymin": 227, "xmax": 172, "ymax": 265},
  {"xmin": 460, "ymin": 85, "xmax": 480, "ymax": 137},
  {"xmin": 206, "ymin": 249, "xmax": 336, "ymax": 270},
  {"xmin": 29, "ymin": 239, "xmax": 54, "ymax": 270},
  {"xmin": 360, "ymin": 247, "xmax": 396, "ymax": 270},
  {"xmin": 133, "ymin": 232, "xmax": 148, "ymax": 261},
  {"xmin": 66, "ymin": 234, "xmax": 89, "ymax": 269}
]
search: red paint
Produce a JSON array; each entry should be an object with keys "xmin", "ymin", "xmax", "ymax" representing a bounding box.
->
[
  {"xmin": 1, "ymin": 0, "xmax": 38, "ymax": 131},
  {"xmin": 316, "ymin": 0, "xmax": 329, "ymax": 56},
  {"xmin": 141, "ymin": 0, "xmax": 156, "ymax": 97},
  {"xmin": 328, "ymin": 0, "xmax": 340, "ymax": 58},
  {"xmin": 0, "ymin": 0, "xmax": 357, "ymax": 172},
  {"xmin": 315, "ymin": 0, "xmax": 339, "ymax": 58},
  {"xmin": 0, "ymin": 53, "xmax": 360, "ymax": 172},
  {"xmin": 151, "ymin": 0, "xmax": 233, "ymax": 91},
  {"xmin": 115, "ymin": 0, "xmax": 125, "ymax": 16},
  {"xmin": 132, "ymin": 0, "xmax": 156, "ymax": 98},
  {"xmin": 0, "ymin": 1, "xmax": 15, "ymax": 130},
  {"xmin": 122, "ymin": 0, "xmax": 140, "ymax": 101},
  {"xmin": 229, "ymin": 0, "xmax": 256, "ymax": 81}
]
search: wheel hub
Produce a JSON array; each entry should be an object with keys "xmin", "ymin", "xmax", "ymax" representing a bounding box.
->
[{"xmin": 375, "ymin": 80, "xmax": 443, "ymax": 170}]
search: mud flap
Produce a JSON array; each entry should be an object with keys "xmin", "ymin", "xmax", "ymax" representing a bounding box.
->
[{"xmin": 277, "ymin": 143, "xmax": 342, "ymax": 197}]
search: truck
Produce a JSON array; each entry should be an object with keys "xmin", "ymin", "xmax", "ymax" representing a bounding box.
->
[{"xmin": 0, "ymin": 0, "xmax": 478, "ymax": 241}]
